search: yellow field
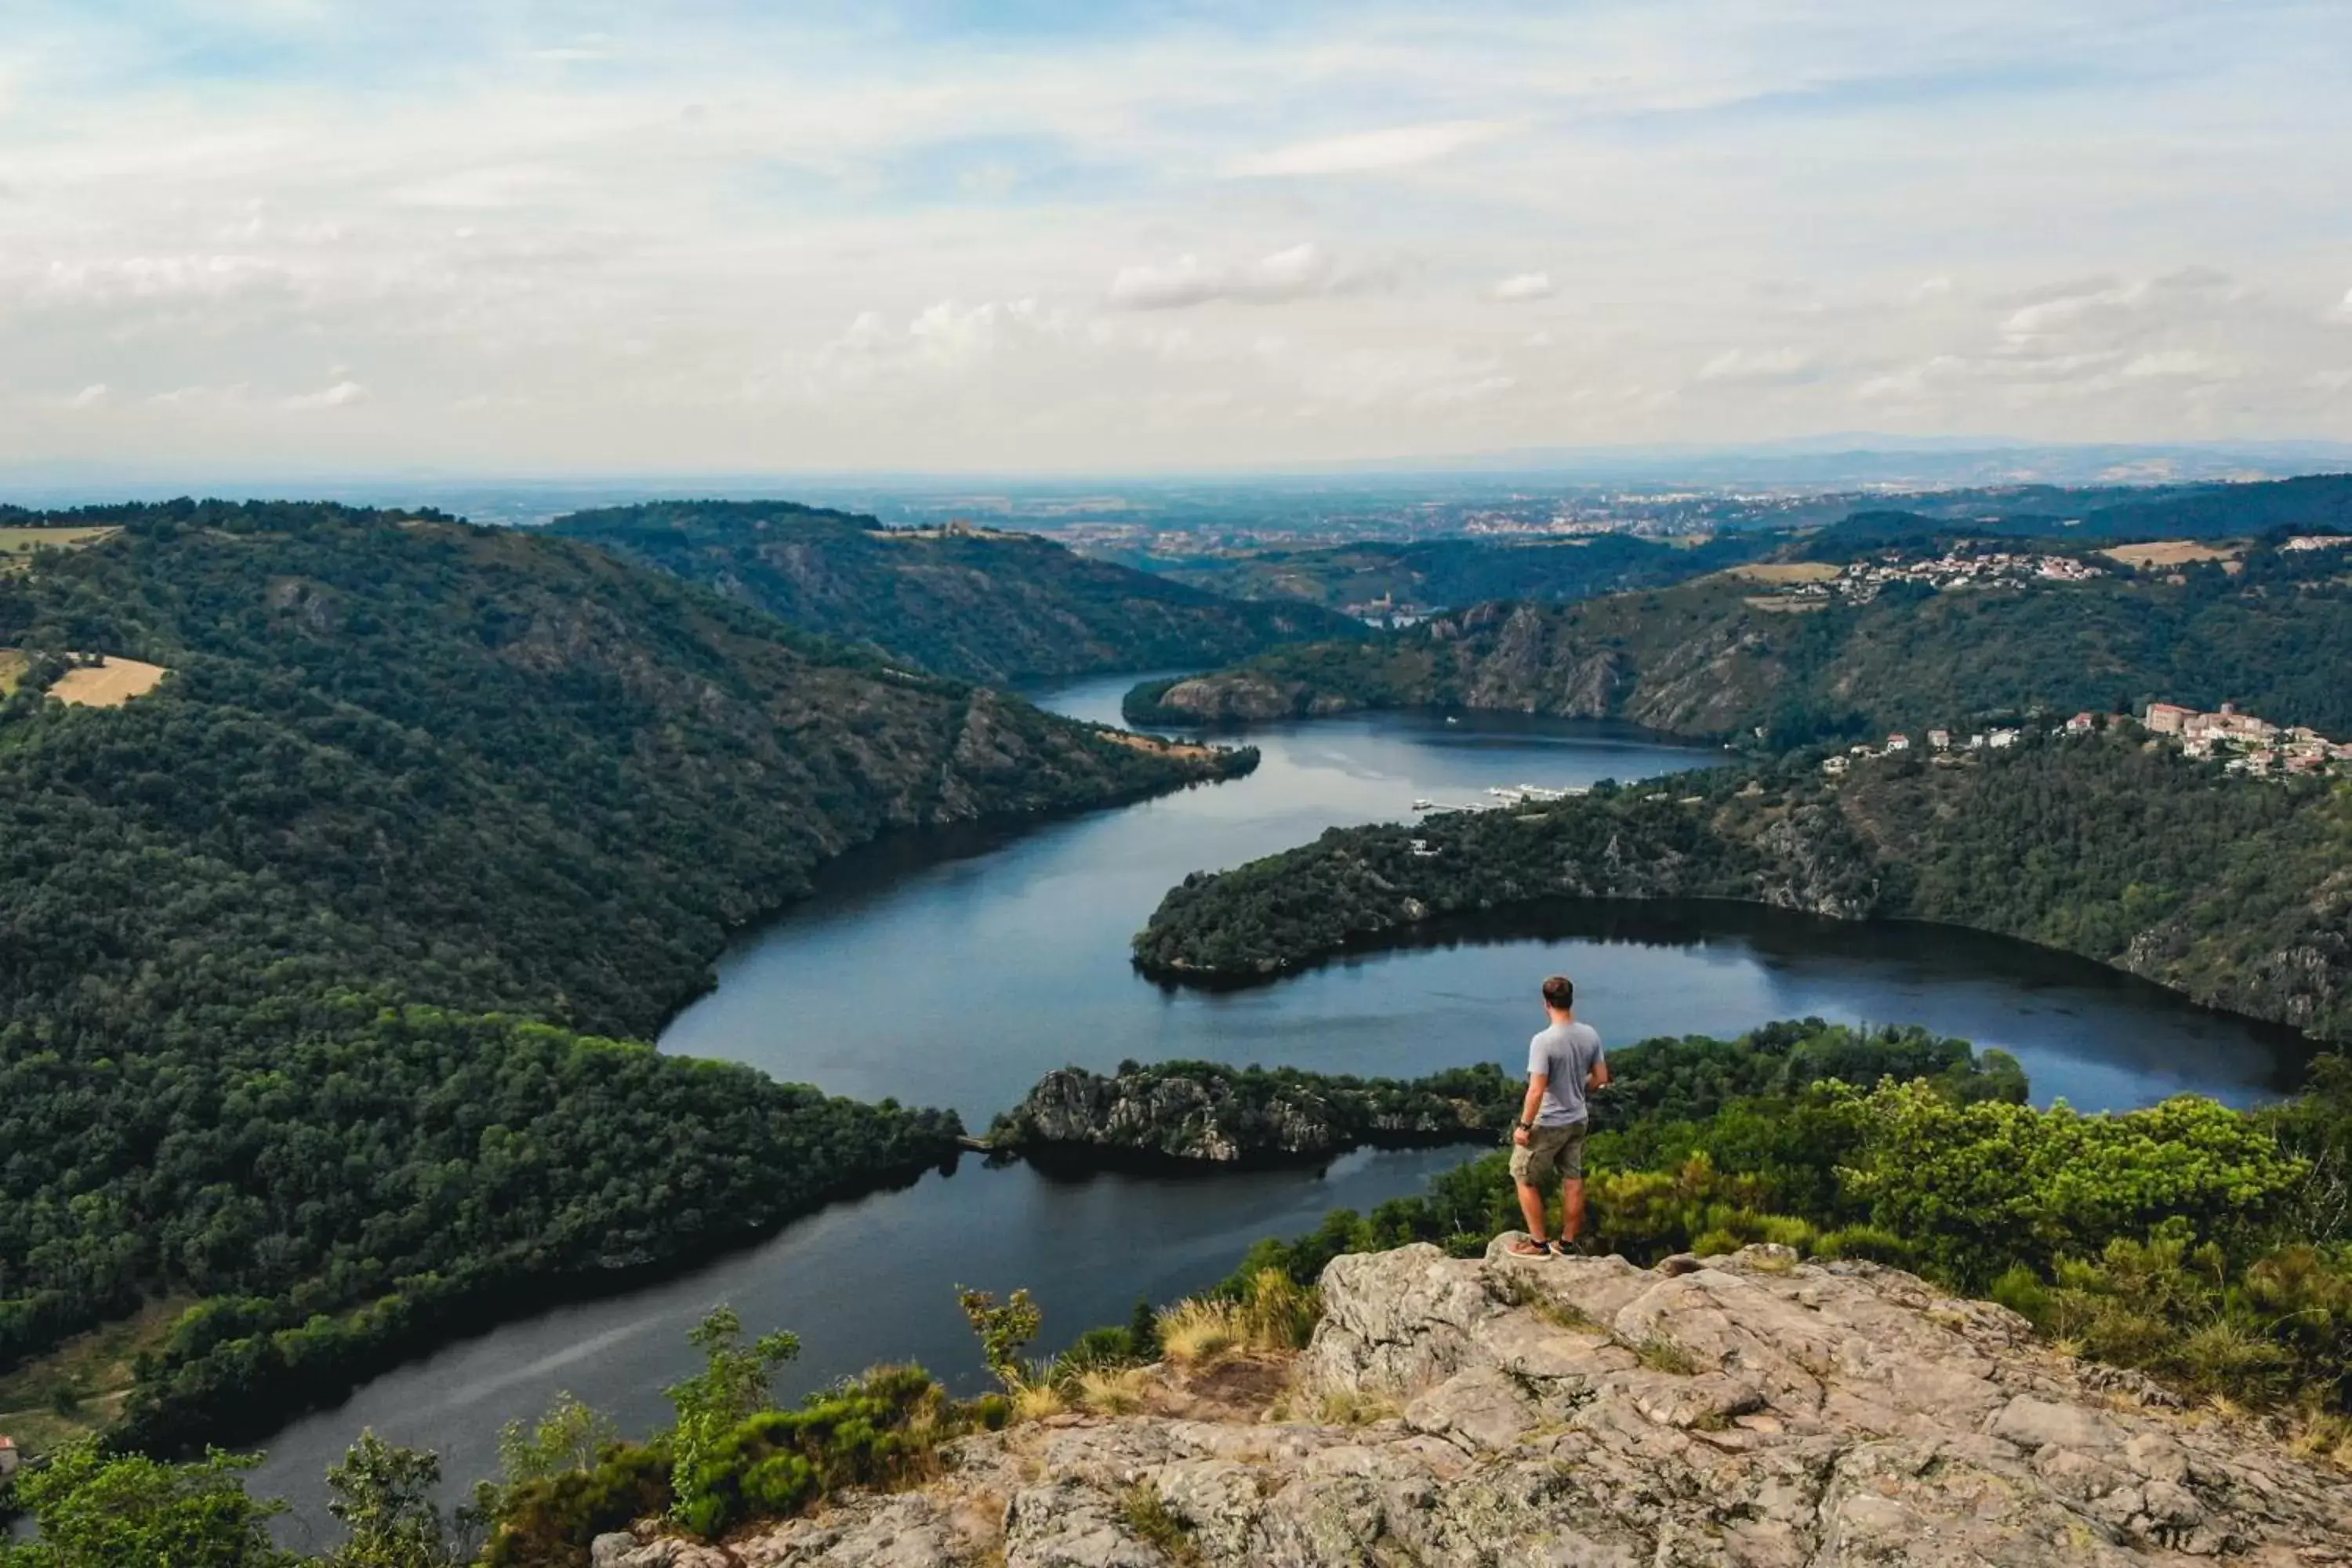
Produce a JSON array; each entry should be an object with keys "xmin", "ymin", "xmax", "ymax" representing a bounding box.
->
[
  {"xmin": 50, "ymin": 655, "xmax": 169, "ymax": 707},
  {"xmin": 0, "ymin": 648, "xmax": 26, "ymax": 695},
  {"xmin": 1726, "ymin": 561, "xmax": 1843, "ymax": 584},
  {"xmin": 2099, "ymin": 539, "xmax": 2242, "ymax": 569},
  {"xmin": 0, "ymin": 526, "xmax": 119, "ymax": 555}
]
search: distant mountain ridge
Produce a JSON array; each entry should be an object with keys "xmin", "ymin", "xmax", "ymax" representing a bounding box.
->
[
  {"xmin": 1155, "ymin": 531, "xmax": 1784, "ymax": 612},
  {"xmin": 1131, "ymin": 477, "xmax": 2352, "ymax": 745},
  {"xmin": 1798, "ymin": 473, "xmax": 2352, "ymax": 554},
  {"xmin": 549, "ymin": 498, "xmax": 1363, "ymax": 684}
]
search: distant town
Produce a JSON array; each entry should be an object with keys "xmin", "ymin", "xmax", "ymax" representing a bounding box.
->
[
  {"xmin": 1826, "ymin": 700, "xmax": 2352, "ymax": 780},
  {"xmin": 1783, "ymin": 550, "xmax": 2105, "ymax": 606}
]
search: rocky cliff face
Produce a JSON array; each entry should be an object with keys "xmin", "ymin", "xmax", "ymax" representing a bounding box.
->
[{"xmin": 593, "ymin": 1242, "xmax": 2352, "ymax": 1567}]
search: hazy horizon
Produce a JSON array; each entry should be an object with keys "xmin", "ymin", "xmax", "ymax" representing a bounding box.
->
[{"xmin": 5, "ymin": 2, "xmax": 2350, "ymax": 475}]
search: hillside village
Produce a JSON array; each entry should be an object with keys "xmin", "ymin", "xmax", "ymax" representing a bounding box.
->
[
  {"xmin": 1825, "ymin": 699, "xmax": 2352, "ymax": 780},
  {"xmin": 1780, "ymin": 549, "xmax": 2106, "ymax": 605},
  {"xmin": 2144, "ymin": 700, "xmax": 2352, "ymax": 775}
]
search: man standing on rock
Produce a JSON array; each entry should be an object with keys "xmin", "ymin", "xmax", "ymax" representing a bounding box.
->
[{"xmin": 1506, "ymin": 974, "xmax": 1608, "ymax": 1258}]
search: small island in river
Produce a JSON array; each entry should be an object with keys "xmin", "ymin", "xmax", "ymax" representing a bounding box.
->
[{"xmin": 986, "ymin": 1059, "xmax": 1520, "ymax": 1167}]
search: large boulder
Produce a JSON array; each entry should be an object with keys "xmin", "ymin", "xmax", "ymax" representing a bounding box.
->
[{"xmin": 692, "ymin": 1243, "xmax": 2352, "ymax": 1566}]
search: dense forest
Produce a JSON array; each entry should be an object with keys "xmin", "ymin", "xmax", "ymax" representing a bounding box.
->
[
  {"xmin": 1152, "ymin": 530, "xmax": 1783, "ymax": 612},
  {"xmin": 0, "ymin": 502, "xmax": 1247, "ymax": 1449},
  {"xmin": 546, "ymin": 499, "xmax": 1360, "ymax": 684},
  {"xmin": 1127, "ymin": 526, "xmax": 2352, "ymax": 744},
  {"xmin": 1133, "ymin": 728, "xmax": 2352, "ymax": 1040},
  {"xmin": 986, "ymin": 1060, "xmax": 1523, "ymax": 1164}
]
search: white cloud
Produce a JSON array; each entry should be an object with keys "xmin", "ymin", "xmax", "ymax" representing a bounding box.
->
[
  {"xmin": 2119, "ymin": 350, "xmax": 2234, "ymax": 381},
  {"xmin": 1413, "ymin": 373, "xmax": 1518, "ymax": 407},
  {"xmin": 906, "ymin": 299, "xmax": 1044, "ymax": 369},
  {"xmin": 0, "ymin": 1, "xmax": 2348, "ymax": 470},
  {"xmin": 1487, "ymin": 272, "xmax": 1554, "ymax": 303},
  {"xmin": 66, "ymin": 383, "xmax": 108, "ymax": 409},
  {"xmin": 282, "ymin": 380, "xmax": 369, "ymax": 410},
  {"xmin": 1106, "ymin": 244, "xmax": 1366, "ymax": 310},
  {"xmin": 1696, "ymin": 347, "xmax": 1820, "ymax": 384},
  {"xmin": 34, "ymin": 253, "xmax": 289, "ymax": 304},
  {"xmin": 1225, "ymin": 120, "xmax": 1509, "ymax": 178}
]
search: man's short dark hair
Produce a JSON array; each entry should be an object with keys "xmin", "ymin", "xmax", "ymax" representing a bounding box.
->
[{"xmin": 1541, "ymin": 975, "xmax": 1574, "ymax": 1010}]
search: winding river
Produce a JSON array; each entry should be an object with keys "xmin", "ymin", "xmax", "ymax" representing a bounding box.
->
[{"xmin": 243, "ymin": 673, "xmax": 2310, "ymax": 1542}]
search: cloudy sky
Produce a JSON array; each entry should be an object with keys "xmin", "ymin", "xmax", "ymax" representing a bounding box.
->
[{"xmin": 2, "ymin": 0, "xmax": 2348, "ymax": 474}]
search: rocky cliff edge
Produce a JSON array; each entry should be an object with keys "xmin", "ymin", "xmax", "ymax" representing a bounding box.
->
[{"xmin": 595, "ymin": 1241, "xmax": 2352, "ymax": 1567}]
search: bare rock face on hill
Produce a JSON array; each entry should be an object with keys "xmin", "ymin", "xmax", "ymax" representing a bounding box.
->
[{"xmin": 593, "ymin": 1243, "xmax": 2352, "ymax": 1567}]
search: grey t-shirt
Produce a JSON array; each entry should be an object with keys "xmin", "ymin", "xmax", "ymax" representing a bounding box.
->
[{"xmin": 1527, "ymin": 1021, "xmax": 1605, "ymax": 1127}]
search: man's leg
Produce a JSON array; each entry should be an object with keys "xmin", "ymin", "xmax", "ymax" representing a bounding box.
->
[
  {"xmin": 1557, "ymin": 1123, "xmax": 1590, "ymax": 1246},
  {"xmin": 1515, "ymin": 1178, "xmax": 1550, "ymax": 1243}
]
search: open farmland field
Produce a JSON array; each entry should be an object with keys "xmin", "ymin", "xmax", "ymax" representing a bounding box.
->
[
  {"xmin": 2100, "ymin": 539, "xmax": 2245, "ymax": 569},
  {"xmin": 0, "ymin": 525, "xmax": 120, "ymax": 557},
  {"xmin": 49, "ymin": 655, "xmax": 169, "ymax": 706},
  {"xmin": 1726, "ymin": 561, "xmax": 1842, "ymax": 584}
]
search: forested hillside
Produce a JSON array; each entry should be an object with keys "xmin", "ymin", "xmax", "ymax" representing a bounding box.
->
[
  {"xmin": 1130, "ymin": 532, "xmax": 2352, "ymax": 744},
  {"xmin": 549, "ymin": 499, "xmax": 1360, "ymax": 684},
  {"xmin": 1152, "ymin": 531, "xmax": 1780, "ymax": 612},
  {"xmin": 1134, "ymin": 729, "xmax": 2352, "ymax": 1041},
  {"xmin": 0, "ymin": 500, "xmax": 1247, "ymax": 1448}
]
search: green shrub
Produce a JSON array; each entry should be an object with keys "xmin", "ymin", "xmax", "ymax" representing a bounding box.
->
[
  {"xmin": 1839, "ymin": 1084, "xmax": 2308, "ymax": 1287},
  {"xmin": 481, "ymin": 1444, "xmax": 672, "ymax": 1568},
  {"xmin": 671, "ymin": 1364, "xmax": 950, "ymax": 1541},
  {"xmin": 1987, "ymin": 1265, "xmax": 2049, "ymax": 1322},
  {"xmin": 1055, "ymin": 1325, "xmax": 1147, "ymax": 1378},
  {"xmin": 1817, "ymin": 1225, "xmax": 1916, "ymax": 1267},
  {"xmin": 956, "ymin": 1287, "xmax": 1043, "ymax": 1394},
  {"xmin": 1239, "ymin": 1269, "xmax": 1322, "ymax": 1350}
]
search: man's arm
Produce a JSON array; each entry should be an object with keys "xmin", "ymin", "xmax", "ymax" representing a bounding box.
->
[
  {"xmin": 1515, "ymin": 1073, "xmax": 1548, "ymax": 1145},
  {"xmin": 1587, "ymin": 1057, "xmax": 1610, "ymax": 1092}
]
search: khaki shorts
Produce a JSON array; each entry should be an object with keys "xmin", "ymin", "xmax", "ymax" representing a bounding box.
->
[{"xmin": 1509, "ymin": 1120, "xmax": 1588, "ymax": 1185}]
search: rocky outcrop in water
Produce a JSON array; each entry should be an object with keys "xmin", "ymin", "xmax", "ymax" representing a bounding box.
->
[
  {"xmin": 987, "ymin": 1062, "xmax": 1517, "ymax": 1165},
  {"xmin": 592, "ymin": 1241, "xmax": 2352, "ymax": 1566}
]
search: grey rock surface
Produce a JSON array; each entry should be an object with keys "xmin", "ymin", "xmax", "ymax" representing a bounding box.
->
[{"xmin": 603, "ymin": 1242, "xmax": 2352, "ymax": 1566}]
